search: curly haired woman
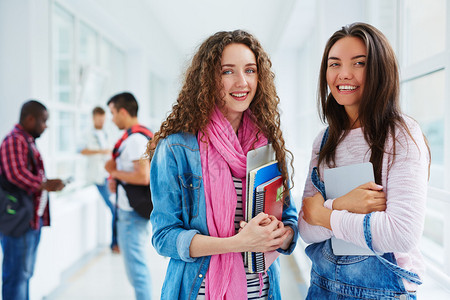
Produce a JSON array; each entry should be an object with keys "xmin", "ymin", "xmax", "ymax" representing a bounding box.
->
[{"xmin": 147, "ymin": 30, "xmax": 298, "ymax": 300}]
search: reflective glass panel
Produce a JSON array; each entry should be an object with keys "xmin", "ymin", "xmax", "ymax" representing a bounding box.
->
[{"xmin": 403, "ymin": 0, "xmax": 446, "ymax": 65}]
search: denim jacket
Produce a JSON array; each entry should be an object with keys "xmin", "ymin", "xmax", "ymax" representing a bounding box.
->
[{"xmin": 150, "ymin": 132, "xmax": 299, "ymax": 300}]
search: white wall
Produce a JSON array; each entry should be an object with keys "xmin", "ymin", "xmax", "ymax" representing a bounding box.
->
[{"xmin": 0, "ymin": 1, "xmax": 42, "ymax": 139}]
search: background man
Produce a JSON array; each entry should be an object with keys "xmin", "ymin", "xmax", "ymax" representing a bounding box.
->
[
  {"xmin": 80, "ymin": 106, "xmax": 118, "ymax": 253},
  {"xmin": 0, "ymin": 100, "xmax": 65, "ymax": 300},
  {"xmin": 105, "ymin": 92, "xmax": 153, "ymax": 300}
]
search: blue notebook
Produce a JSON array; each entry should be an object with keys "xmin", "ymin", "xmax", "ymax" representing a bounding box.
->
[
  {"xmin": 245, "ymin": 145, "xmax": 281, "ymax": 272},
  {"xmin": 246, "ymin": 160, "xmax": 281, "ymax": 221}
]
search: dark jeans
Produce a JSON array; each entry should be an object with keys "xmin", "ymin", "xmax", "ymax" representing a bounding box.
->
[
  {"xmin": 95, "ymin": 179, "xmax": 118, "ymax": 248},
  {"xmin": 1, "ymin": 225, "xmax": 41, "ymax": 300}
]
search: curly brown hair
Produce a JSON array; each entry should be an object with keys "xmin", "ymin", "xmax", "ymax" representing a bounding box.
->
[{"xmin": 146, "ymin": 29, "xmax": 293, "ymax": 199}]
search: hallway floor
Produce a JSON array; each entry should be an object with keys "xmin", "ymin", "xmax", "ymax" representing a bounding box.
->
[
  {"xmin": 31, "ymin": 243, "xmax": 450, "ymax": 299},
  {"xmin": 47, "ymin": 244, "xmax": 305, "ymax": 300}
]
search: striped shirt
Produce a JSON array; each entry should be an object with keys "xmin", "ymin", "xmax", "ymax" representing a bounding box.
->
[
  {"xmin": 0, "ymin": 124, "xmax": 48, "ymax": 229},
  {"xmin": 197, "ymin": 177, "xmax": 269, "ymax": 299}
]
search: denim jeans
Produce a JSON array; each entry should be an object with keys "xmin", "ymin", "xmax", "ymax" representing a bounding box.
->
[
  {"xmin": 305, "ymin": 240, "xmax": 417, "ymax": 300},
  {"xmin": 1, "ymin": 225, "xmax": 41, "ymax": 300},
  {"xmin": 117, "ymin": 209, "xmax": 152, "ymax": 300},
  {"xmin": 95, "ymin": 179, "xmax": 117, "ymax": 248}
]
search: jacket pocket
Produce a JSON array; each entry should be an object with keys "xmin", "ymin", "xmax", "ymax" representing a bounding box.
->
[{"xmin": 179, "ymin": 173, "xmax": 201, "ymax": 218}]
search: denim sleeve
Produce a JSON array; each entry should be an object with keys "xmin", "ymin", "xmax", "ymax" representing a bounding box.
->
[
  {"xmin": 150, "ymin": 138, "xmax": 198, "ymax": 263},
  {"xmin": 278, "ymin": 190, "xmax": 299, "ymax": 255}
]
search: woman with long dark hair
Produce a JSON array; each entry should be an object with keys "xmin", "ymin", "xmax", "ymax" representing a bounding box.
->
[
  {"xmin": 299, "ymin": 23, "xmax": 430, "ymax": 299},
  {"xmin": 148, "ymin": 30, "xmax": 298, "ymax": 300}
]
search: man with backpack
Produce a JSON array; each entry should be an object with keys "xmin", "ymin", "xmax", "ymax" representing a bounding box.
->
[
  {"xmin": 104, "ymin": 92, "xmax": 153, "ymax": 300},
  {"xmin": 0, "ymin": 100, "xmax": 65, "ymax": 300}
]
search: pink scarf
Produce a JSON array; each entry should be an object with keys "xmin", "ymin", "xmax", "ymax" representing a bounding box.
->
[{"xmin": 198, "ymin": 107, "xmax": 267, "ymax": 299}]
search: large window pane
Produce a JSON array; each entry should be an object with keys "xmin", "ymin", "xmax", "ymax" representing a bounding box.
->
[
  {"xmin": 57, "ymin": 111, "xmax": 75, "ymax": 153},
  {"xmin": 79, "ymin": 22, "xmax": 97, "ymax": 66},
  {"xmin": 50, "ymin": 3, "xmax": 126, "ymax": 188},
  {"xmin": 53, "ymin": 4, "xmax": 74, "ymax": 103},
  {"xmin": 110, "ymin": 46, "xmax": 126, "ymax": 94},
  {"xmin": 100, "ymin": 38, "xmax": 126, "ymax": 99},
  {"xmin": 403, "ymin": 0, "xmax": 446, "ymax": 65},
  {"xmin": 403, "ymin": 70, "xmax": 445, "ymax": 187},
  {"xmin": 78, "ymin": 22, "xmax": 103, "ymax": 105}
]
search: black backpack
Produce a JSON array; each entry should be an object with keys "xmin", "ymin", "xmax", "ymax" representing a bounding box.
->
[{"xmin": 116, "ymin": 128, "xmax": 153, "ymax": 219}]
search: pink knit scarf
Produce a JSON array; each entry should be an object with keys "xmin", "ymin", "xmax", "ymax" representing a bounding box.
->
[{"xmin": 198, "ymin": 107, "xmax": 267, "ymax": 299}]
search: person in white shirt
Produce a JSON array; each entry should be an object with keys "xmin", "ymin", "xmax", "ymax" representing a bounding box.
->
[{"xmin": 80, "ymin": 106, "xmax": 118, "ymax": 253}]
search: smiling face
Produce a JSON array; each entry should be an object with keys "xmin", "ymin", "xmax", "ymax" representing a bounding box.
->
[
  {"xmin": 326, "ymin": 36, "xmax": 367, "ymax": 120},
  {"xmin": 219, "ymin": 43, "xmax": 258, "ymax": 128}
]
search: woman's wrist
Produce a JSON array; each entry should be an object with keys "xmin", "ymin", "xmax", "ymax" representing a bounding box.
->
[
  {"xmin": 228, "ymin": 233, "xmax": 245, "ymax": 252},
  {"xmin": 317, "ymin": 206, "xmax": 332, "ymax": 230},
  {"xmin": 332, "ymin": 196, "xmax": 345, "ymax": 210},
  {"xmin": 280, "ymin": 226, "xmax": 294, "ymax": 250}
]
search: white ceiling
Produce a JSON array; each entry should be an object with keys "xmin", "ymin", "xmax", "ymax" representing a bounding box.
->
[{"xmin": 144, "ymin": 0, "xmax": 306, "ymax": 58}]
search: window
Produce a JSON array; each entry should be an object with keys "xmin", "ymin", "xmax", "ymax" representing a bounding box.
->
[
  {"xmin": 99, "ymin": 38, "xmax": 126, "ymax": 98},
  {"xmin": 51, "ymin": 3, "xmax": 125, "ymax": 188},
  {"xmin": 402, "ymin": 70, "xmax": 445, "ymax": 187},
  {"xmin": 403, "ymin": 0, "xmax": 446, "ymax": 66},
  {"xmin": 53, "ymin": 4, "xmax": 75, "ymax": 104},
  {"xmin": 398, "ymin": 0, "xmax": 450, "ymax": 284}
]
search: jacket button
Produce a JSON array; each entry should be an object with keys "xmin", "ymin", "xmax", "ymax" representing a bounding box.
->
[
  {"xmin": 199, "ymin": 274, "xmax": 203, "ymax": 278},
  {"xmin": 190, "ymin": 183, "xmax": 193, "ymax": 187}
]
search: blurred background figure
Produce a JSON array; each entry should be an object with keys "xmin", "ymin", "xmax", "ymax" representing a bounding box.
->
[
  {"xmin": 0, "ymin": 100, "xmax": 65, "ymax": 300},
  {"xmin": 80, "ymin": 106, "xmax": 118, "ymax": 253},
  {"xmin": 105, "ymin": 92, "xmax": 153, "ymax": 300}
]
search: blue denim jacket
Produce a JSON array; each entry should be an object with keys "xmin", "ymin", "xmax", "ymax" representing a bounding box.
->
[{"xmin": 150, "ymin": 132, "xmax": 298, "ymax": 300}]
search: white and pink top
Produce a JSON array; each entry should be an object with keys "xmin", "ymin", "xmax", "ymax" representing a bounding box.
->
[{"xmin": 299, "ymin": 116, "xmax": 429, "ymax": 291}]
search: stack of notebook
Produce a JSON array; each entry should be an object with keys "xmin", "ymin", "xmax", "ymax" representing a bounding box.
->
[{"xmin": 244, "ymin": 145, "xmax": 284, "ymax": 273}]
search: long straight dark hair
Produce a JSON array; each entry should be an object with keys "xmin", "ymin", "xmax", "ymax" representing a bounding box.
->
[{"xmin": 317, "ymin": 22, "xmax": 427, "ymax": 184}]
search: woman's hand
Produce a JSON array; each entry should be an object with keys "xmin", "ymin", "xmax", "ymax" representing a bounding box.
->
[
  {"xmin": 302, "ymin": 192, "xmax": 332, "ymax": 229},
  {"xmin": 234, "ymin": 213, "xmax": 289, "ymax": 253},
  {"xmin": 333, "ymin": 182, "xmax": 386, "ymax": 214},
  {"xmin": 239, "ymin": 216, "xmax": 294, "ymax": 251}
]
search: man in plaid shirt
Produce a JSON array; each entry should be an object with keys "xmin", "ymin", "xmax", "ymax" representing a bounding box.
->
[{"xmin": 0, "ymin": 100, "xmax": 65, "ymax": 300}]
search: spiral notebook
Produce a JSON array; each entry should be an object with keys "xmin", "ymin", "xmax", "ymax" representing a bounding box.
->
[
  {"xmin": 245, "ymin": 144, "xmax": 282, "ymax": 272},
  {"xmin": 248, "ymin": 176, "xmax": 284, "ymax": 273}
]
